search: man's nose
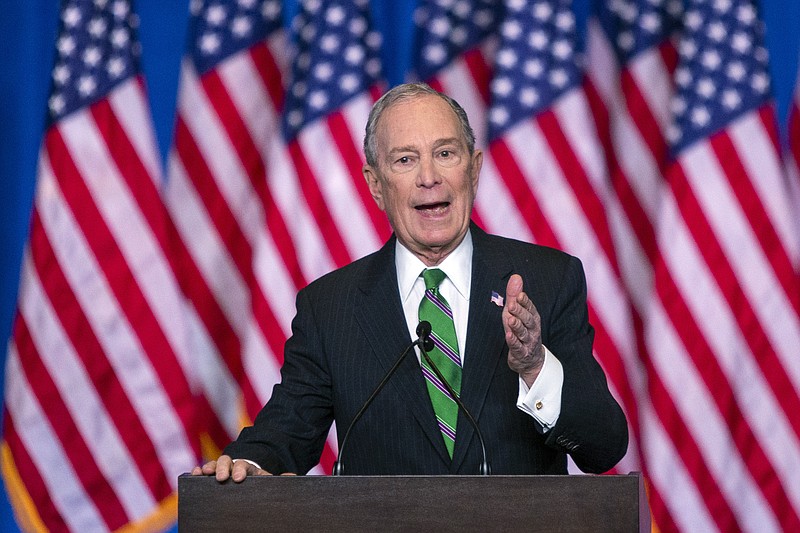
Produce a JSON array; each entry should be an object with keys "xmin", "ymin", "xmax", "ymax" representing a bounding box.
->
[{"xmin": 417, "ymin": 156, "xmax": 441, "ymax": 187}]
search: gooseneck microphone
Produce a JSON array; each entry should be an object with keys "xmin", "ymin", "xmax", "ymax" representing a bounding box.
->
[
  {"xmin": 332, "ymin": 321, "xmax": 434, "ymax": 476},
  {"xmin": 417, "ymin": 326, "xmax": 492, "ymax": 476}
]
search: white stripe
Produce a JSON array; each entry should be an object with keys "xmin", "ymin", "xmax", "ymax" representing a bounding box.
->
[
  {"xmin": 682, "ymin": 141, "xmax": 800, "ymax": 387},
  {"xmin": 5, "ymin": 346, "xmax": 106, "ymax": 532},
  {"xmin": 628, "ymin": 45, "xmax": 674, "ymax": 137},
  {"xmin": 552, "ymin": 90, "xmax": 609, "ymax": 202},
  {"xmin": 37, "ymin": 154, "xmax": 196, "ymax": 481},
  {"xmin": 18, "ymin": 251, "xmax": 155, "ymax": 518},
  {"xmin": 184, "ymin": 300, "xmax": 241, "ymax": 438},
  {"xmin": 646, "ymin": 296, "xmax": 780, "ymax": 533},
  {"xmin": 297, "ymin": 108, "xmax": 382, "ymax": 260},
  {"xmin": 176, "ymin": 61, "xmax": 266, "ymax": 247},
  {"xmin": 165, "ymin": 156, "xmax": 251, "ymax": 333},
  {"xmin": 639, "ymin": 399, "xmax": 719, "ymax": 533},
  {"xmin": 110, "ymin": 79, "xmax": 163, "ymax": 186},
  {"xmin": 474, "ymin": 156, "xmax": 534, "ymax": 243},
  {"xmin": 269, "ymin": 136, "xmax": 337, "ymax": 282},
  {"xmin": 658, "ymin": 187, "xmax": 800, "ymax": 513},
  {"xmin": 241, "ymin": 316, "xmax": 283, "ymax": 405},
  {"xmin": 252, "ymin": 230, "xmax": 297, "ymax": 336},
  {"xmin": 730, "ymin": 113, "xmax": 800, "ymax": 269}
]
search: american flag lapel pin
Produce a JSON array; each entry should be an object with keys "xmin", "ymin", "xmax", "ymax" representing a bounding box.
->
[{"xmin": 491, "ymin": 291, "xmax": 504, "ymax": 307}]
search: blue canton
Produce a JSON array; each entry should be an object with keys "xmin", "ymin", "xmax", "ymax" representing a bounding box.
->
[
  {"xmin": 281, "ymin": 0, "xmax": 382, "ymax": 142},
  {"xmin": 668, "ymin": 0, "xmax": 772, "ymax": 154},
  {"xmin": 413, "ymin": 0, "xmax": 502, "ymax": 82},
  {"xmin": 596, "ymin": 0, "xmax": 683, "ymax": 65},
  {"xmin": 48, "ymin": 0, "xmax": 140, "ymax": 123},
  {"xmin": 187, "ymin": 0, "xmax": 283, "ymax": 76},
  {"xmin": 488, "ymin": 0, "xmax": 583, "ymax": 140}
]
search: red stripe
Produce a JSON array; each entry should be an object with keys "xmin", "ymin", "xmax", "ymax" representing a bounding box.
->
[
  {"xmin": 45, "ymin": 127, "xmax": 197, "ymax": 446},
  {"xmin": 711, "ymin": 114, "xmax": 800, "ymax": 315},
  {"xmin": 287, "ymin": 139, "xmax": 352, "ymax": 268},
  {"xmin": 462, "ymin": 47, "xmax": 492, "ymax": 105},
  {"xmin": 250, "ymin": 41, "xmax": 284, "ymax": 111},
  {"xmin": 28, "ymin": 209, "xmax": 172, "ymax": 500},
  {"xmin": 4, "ymin": 410, "xmax": 69, "ymax": 532},
  {"xmin": 249, "ymin": 282, "xmax": 289, "ymax": 369},
  {"xmin": 13, "ymin": 316, "xmax": 128, "ymax": 529},
  {"xmin": 326, "ymin": 105, "xmax": 392, "ymax": 242},
  {"xmin": 200, "ymin": 69, "xmax": 306, "ymax": 289}
]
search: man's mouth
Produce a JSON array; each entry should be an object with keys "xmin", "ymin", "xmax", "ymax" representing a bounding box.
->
[{"xmin": 415, "ymin": 201, "xmax": 450, "ymax": 214}]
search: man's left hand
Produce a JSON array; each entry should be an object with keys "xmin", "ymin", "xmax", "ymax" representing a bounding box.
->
[{"xmin": 503, "ymin": 274, "xmax": 544, "ymax": 387}]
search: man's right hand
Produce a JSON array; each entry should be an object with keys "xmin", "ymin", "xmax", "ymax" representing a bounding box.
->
[{"xmin": 190, "ymin": 455, "xmax": 272, "ymax": 483}]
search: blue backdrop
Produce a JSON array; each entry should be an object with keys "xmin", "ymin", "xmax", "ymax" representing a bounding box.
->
[{"xmin": 1, "ymin": 0, "xmax": 799, "ymax": 530}]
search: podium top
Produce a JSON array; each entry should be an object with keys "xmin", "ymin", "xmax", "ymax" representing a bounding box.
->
[{"xmin": 178, "ymin": 473, "xmax": 650, "ymax": 532}]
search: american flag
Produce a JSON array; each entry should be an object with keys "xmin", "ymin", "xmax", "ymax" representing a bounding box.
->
[
  {"xmin": 2, "ymin": 0, "xmax": 198, "ymax": 530},
  {"xmin": 643, "ymin": 0, "xmax": 800, "ymax": 530},
  {"xmin": 483, "ymin": 0, "xmax": 640, "ymax": 475},
  {"xmin": 413, "ymin": 0, "xmax": 639, "ymax": 473},
  {"xmin": 586, "ymin": 0, "xmax": 683, "ymax": 521},
  {"xmin": 163, "ymin": 0, "xmax": 294, "ymax": 466},
  {"xmin": 164, "ymin": 0, "xmax": 390, "ymax": 475}
]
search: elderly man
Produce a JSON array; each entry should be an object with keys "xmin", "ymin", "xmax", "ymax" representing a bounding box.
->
[{"xmin": 193, "ymin": 83, "xmax": 627, "ymax": 480}]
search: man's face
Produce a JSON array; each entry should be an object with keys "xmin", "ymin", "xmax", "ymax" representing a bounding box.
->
[{"xmin": 363, "ymin": 94, "xmax": 482, "ymax": 266}]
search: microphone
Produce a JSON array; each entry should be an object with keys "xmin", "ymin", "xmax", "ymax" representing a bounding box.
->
[
  {"xmin": 418, "ymin": 328, "xmax": 492, "ymax": 476},
  {"xmin": 332, "ymin": 321, "xmax": 434, "ymax": 476}
]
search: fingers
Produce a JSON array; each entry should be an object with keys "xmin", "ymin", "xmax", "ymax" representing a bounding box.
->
[
  {"xmin": 191, "ymin": 455, "xmax": 281, "ymax": 483},
  {"xmin": 503, "ymin": 275, "xmax": 537, "ymax": 338}
]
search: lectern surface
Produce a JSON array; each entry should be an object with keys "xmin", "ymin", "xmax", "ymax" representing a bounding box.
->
[{"xmin": 178, "ymin": 474, "xmax": 648, "ymax": 532}]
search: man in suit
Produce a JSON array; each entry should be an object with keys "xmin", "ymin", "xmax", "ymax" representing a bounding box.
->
[{"xmin": 193, "ymin": 82, "xmax": 628, "ymax": 480}]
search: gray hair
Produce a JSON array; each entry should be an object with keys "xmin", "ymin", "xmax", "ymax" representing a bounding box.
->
[{"xmin": 363, "ymin": 82, "xmax": 476, "ymax": 167}]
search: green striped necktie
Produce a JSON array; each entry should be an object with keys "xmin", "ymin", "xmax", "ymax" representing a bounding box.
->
[{"xmin": 418, "ymin": 268, "xmax": 462, "ymax": 458}]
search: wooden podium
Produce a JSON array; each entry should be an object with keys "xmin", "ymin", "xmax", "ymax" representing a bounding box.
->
[{"xmin": 178, "ymin": 473, "xmax": 649, "ymax": 532}]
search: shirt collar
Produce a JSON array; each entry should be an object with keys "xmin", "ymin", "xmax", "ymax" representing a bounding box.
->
[{"xmin": 396, "ymin": 230, "xmax": 473, "ymax": 303}]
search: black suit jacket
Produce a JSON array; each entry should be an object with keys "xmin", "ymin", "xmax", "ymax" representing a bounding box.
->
[{"xmin": 225, "ymin": 224, "xmax": 628, "ymax": 475}]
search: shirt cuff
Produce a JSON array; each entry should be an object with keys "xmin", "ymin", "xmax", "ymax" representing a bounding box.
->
[
  {"xmin": 516, "ymin": 345, "xmax": 563, "ymax": 431},
  {"xmin": 232, "ymin": 458, "xmax": 262, "ymax": 470}
]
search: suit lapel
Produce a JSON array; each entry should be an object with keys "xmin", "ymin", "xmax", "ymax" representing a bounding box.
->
[
  {"xmin": 451, "ymin": 225, "xmax": 513, "ymax": 473},
  {"xmin": 354, "ymin": 237, "xmax": 452, "ymax": 464}
]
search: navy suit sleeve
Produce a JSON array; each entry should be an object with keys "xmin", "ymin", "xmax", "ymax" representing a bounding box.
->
[{"xmin": 223, "ymin": 287, "xmax": 333, "ymax": 474}]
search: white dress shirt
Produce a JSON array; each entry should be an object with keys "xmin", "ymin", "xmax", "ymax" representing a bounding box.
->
[{"xmin": 394, "ymin": 231, "xmax": 564, "ymax": 431}]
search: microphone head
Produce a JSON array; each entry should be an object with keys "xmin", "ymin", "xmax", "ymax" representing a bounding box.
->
[
  {"xmin": 416, "ymin": 321, "xmax": 431, "ymax": 338},
  {"xmin": 417, "ymin": 321, "xmax": 435, "ymax": 352}
]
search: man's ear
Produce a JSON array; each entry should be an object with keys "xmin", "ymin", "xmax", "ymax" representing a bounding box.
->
[
  {"xmin": 363, "ymin": 164, "xmax": 385, "ymax": 210},
  {"xmin": 470, "ymin": 149, "xmax": 483, "ymax": 191}
]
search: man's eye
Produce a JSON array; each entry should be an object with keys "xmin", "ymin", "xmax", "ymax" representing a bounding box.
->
[
  {"xmin": 440, "ymin": 150, "xmax": 451, "ymax": 158},
  {"xmin": 397, "ymin": 156, "xmax": 410, "ymax": 164}
]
